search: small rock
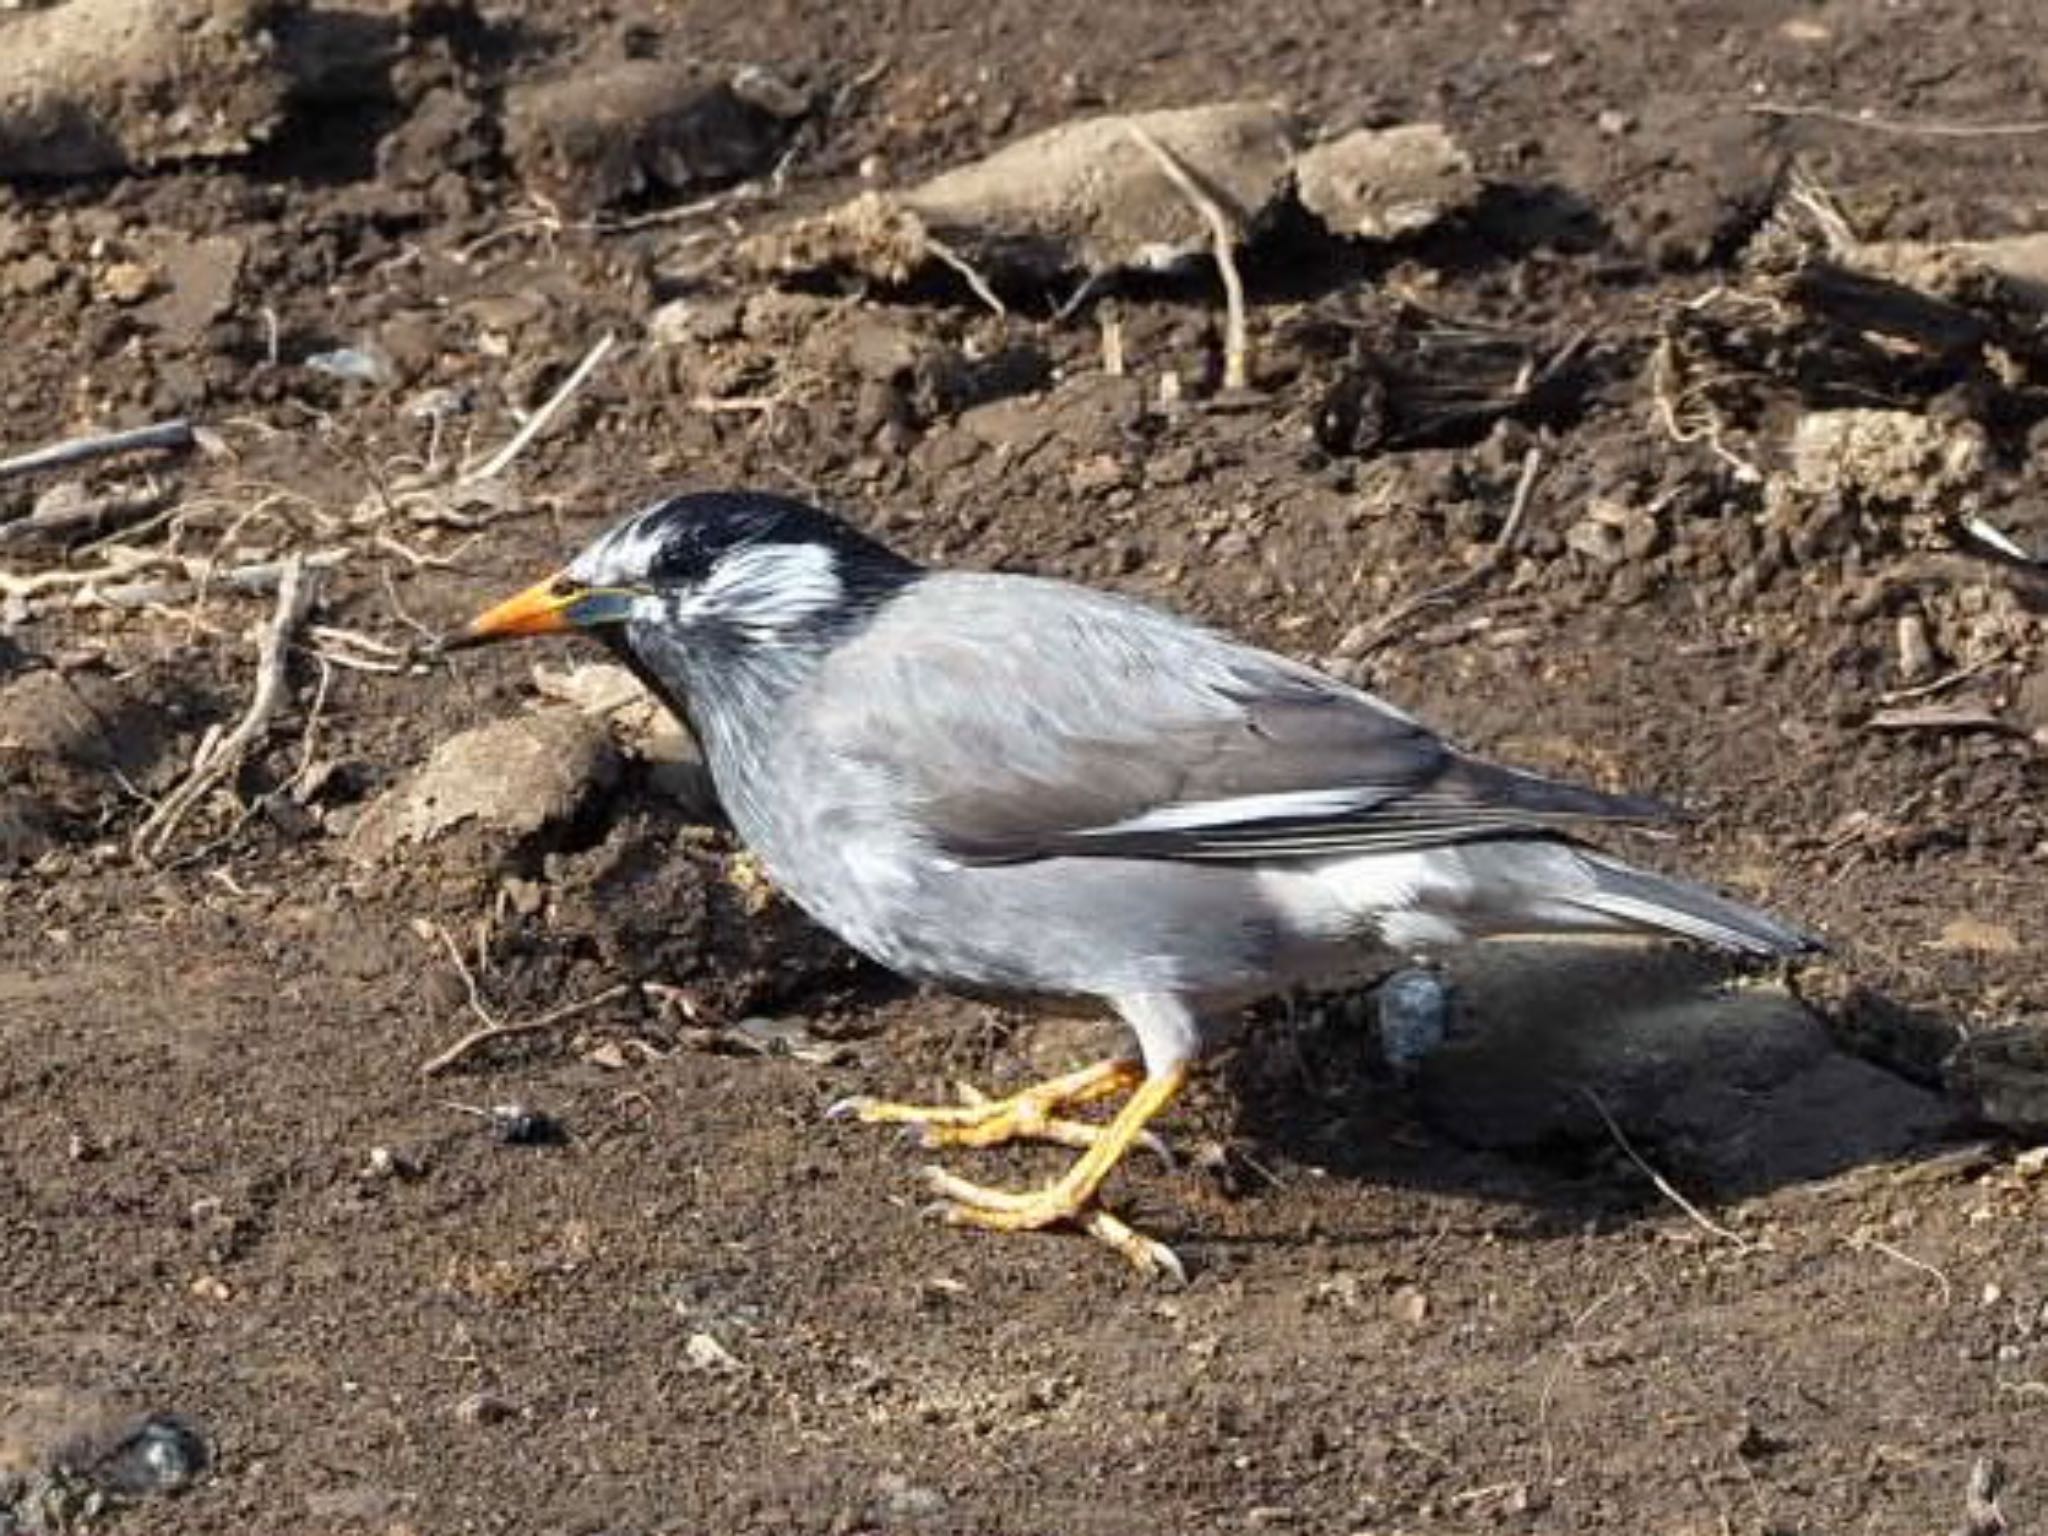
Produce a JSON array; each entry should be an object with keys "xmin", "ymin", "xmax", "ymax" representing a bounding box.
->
[
  {"xmin": 1895, "ymin": 612, "xmax": 1937, "ymax": 685},
  {"xmin": 86, "ymin": 1416, "xmax": 207, "ymax": 1497},
  {"xmin": 305, "ymin": 346, "xmax": 392, "ymax": 386},
  {"xmin": 869, "ymin": 1471, "xmax": 947, "ymax": 1524},
  {"xmin": 646, "ymin": 299, "xmax": 697, "ymax": 348},
  {"xmin": 1389, "ymin": 1285, "xmax": 1430, "ymax": 1326},
  {"xmin": 96, "ymin": 260, "xmax": 156, "ymax": 305},
  {"xmin": 485, "ymin": 1103, "xmax": 560, "ymax": 1147},
  {"xmin": 1564, "ymin": 517, "xmax": 1627, "ymax": 567},
  {"xmin": 451, "ymin": 1392, "xmax": 515, "ymax": 1426},
  {"xmin": 684, "ymin": 1332, "xmax": 741, "ymax": 1371},
  {"xmin": 404, "ymin": 386, "xmax": 470, "ymax": 422}
]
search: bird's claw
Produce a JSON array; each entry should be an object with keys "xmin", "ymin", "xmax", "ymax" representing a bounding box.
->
[{"xmin": 917, "ymin": 1166, "xmax": 1186, "ymax": 1282}]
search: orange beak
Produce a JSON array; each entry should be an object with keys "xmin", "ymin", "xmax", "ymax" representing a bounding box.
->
[{"xmin": 439, "ymin": 572, "xmax": 635, "ymax": 651}]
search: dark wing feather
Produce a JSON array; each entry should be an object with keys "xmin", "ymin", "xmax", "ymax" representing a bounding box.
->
[{"xmin": 805, "ymin": 576, "xmax": 1677, "ymax": 865}]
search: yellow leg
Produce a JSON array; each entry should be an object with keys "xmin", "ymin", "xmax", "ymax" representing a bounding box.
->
[
  {"xmin": 827, "ymin": 1057, "xmax": 1164, "ymax": 1156},
  {"xmin": 923, "ymin": 1065, "xmax": 1191, "ymax": 1281}
]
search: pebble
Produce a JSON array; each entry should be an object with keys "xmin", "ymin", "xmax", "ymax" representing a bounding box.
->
[
  {"xmin": 451, "ymin": 1392, "xmax": 515, "ymax": 1426},
  {"xmin": 95, "ymin": 260, "xmax": 155, "ymax": 304},
  {"xmin": 684, "ymin": 1332, "xmax": 741, "ymax": 1372},
  {"xmin": 1895, "ymin": 612, "xmax": 1936, "ymax": 685},
  {"xmin": 486, "ymin": 1103, "xmax": 559, "ymax": 1147}
]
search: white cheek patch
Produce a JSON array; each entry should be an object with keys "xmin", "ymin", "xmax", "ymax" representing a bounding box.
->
[{"xmin": 697, "ymin": 542, "xmax": 844, "ymax": 634}]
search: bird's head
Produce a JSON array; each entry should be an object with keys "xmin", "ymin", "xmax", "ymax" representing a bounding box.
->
[{"xmin": 444, "ymin": 491, "xmax": 921, "ymax": 661}]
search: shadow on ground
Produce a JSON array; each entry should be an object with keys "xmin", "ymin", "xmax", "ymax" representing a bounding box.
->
[{"xmin": 1217, "ymin": 941, "xmax": 1963, "ymax": 1232}]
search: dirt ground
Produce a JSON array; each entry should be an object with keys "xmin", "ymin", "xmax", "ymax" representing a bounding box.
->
[{"xmin": 3, "ymin": 0, "xmax": 2047, "ymax": 1532}]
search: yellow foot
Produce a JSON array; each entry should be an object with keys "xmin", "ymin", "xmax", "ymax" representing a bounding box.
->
[
  {"xmin": 881, "ymin": 1063, "xmax": 1193, "ymax": 1282},
  {"xmin": 922, "ymin": 1164, "xmax": 1187, "ymax": 1283},
  {"xmin": 826, "ymin": 1058, "xmax": 1170, "ymax": 1161}
]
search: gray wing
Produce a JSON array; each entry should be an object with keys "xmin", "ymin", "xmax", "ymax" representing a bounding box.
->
[{"xmin": 806, "ymin": 574, "xmax": 1676, "ymax": 865}]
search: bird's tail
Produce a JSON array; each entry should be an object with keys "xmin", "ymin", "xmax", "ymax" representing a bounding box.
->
[{"xmin": 1561, "ymin": 848, "xmax": 1821, "ymax": 958}]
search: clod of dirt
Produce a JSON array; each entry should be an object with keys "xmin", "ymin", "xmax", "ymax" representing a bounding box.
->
[
  {"xmin": 906, "ymin": 101, "xmax": 1300, "ymax": 272},
  {"xmin": 745, "ymin": 101, "xmax": 1307, "ymax": 287},
  {"xmin": 0, "ymin": 790, "xmax": 53, "ymax": 866},
  {"xmin": 138, "ymin": 235, "xmax": 246, "ymax": 343},
  {"xmin": 1414, "ymin": 943, "xmax": 1953, "ymax": 1191},
  {"xmin": 1600, "ymin": 107, "xmax": 1783, "ymax": 268},
  {"xmin": 543, "ymin": 819, "xmax": 863, "ymax": 1019},
  {"xmin": 1293, "ymin": 123, "xmax": 1477, "ymax": 241},
  {"xmin": 0, "ymin": 0, "xmax": 293, "ymax": 178},
  {"xmin": 1846, "ymin": 233, "xmax": 2048, "ymax": 315},
  {"xmin": 374, "ymin": 84, "xmax": 491, "ymax": 190},
  {"xmin": 346, "ymin": 709, "xmax": 621, "ymax": 866},
  {"xmin": 530, "ymin": 660, "xmax": 715, "ymax": 818},
  {"xmin": 0, "ymin": 667, "xmax": 175, "ymax": 819},
  {"xmin": 1789, "ymin": 408, "xmax": 1986, "ymax": 511},
  {"xmin": 1946, "ymin": 1022, "xmax": 2048, "ymax": 1136},
  {"xmin": 503, "ymin": 62, "xmax": 807, "ymax": 216}
]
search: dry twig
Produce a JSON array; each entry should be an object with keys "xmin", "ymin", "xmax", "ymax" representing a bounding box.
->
[
  {"xmin": 924, "ymin": 234, "xmax": 1008, "ymax": 318},
  {"xmin": 461, "ymin": 333, "xmax": 617, "ymax": 484},
  {"xmin": 1845, "ymin": 1231, "xmax": 1953, "ymax": 1305},
  {"xmin": 0, "ymin": 420, "xmax": 195, "ymax": 483},
  {"xmin": 1748, "ymin": 102, "xmax": 2048, "ymax": 139},
  {"xmin": 132, "ymin": 554, "xmax": 321, "ymax": 861},
  {"xmin": 1954, "ymin": 1456, "xmax": 2008, "ymax": 1536},
  {"xmin": 1124, "ymin": 120, "xmax": 1250, "ymax": 391},
  {"xmin": 420, "ymin": 979, "xmax": 633, "ymax": 1076},
  {"xmin": 1580, "ymin": 1087, "xmax": 1752, "ymax": 1251},
  {"xmin": 1865, "ymin": 703, "xmax": 2010, "ymax": 734},
  {"xmin": 1877, "ymin": 649, "xmax": 2009, "ymax": 706},
  {"xmin": 1358, "ymin": 446, "xmax": 1543, "ymax": 656}
]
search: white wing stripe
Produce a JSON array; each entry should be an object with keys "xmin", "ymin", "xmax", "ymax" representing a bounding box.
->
[{"xmin": 1073, "ymin": 786, "xmax": 1383, "ymax": 838}]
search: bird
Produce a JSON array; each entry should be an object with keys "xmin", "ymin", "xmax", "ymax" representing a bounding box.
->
[{"xmin": 444, "ymin": 489, "xmax": 1818, "ymax": 1278}]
